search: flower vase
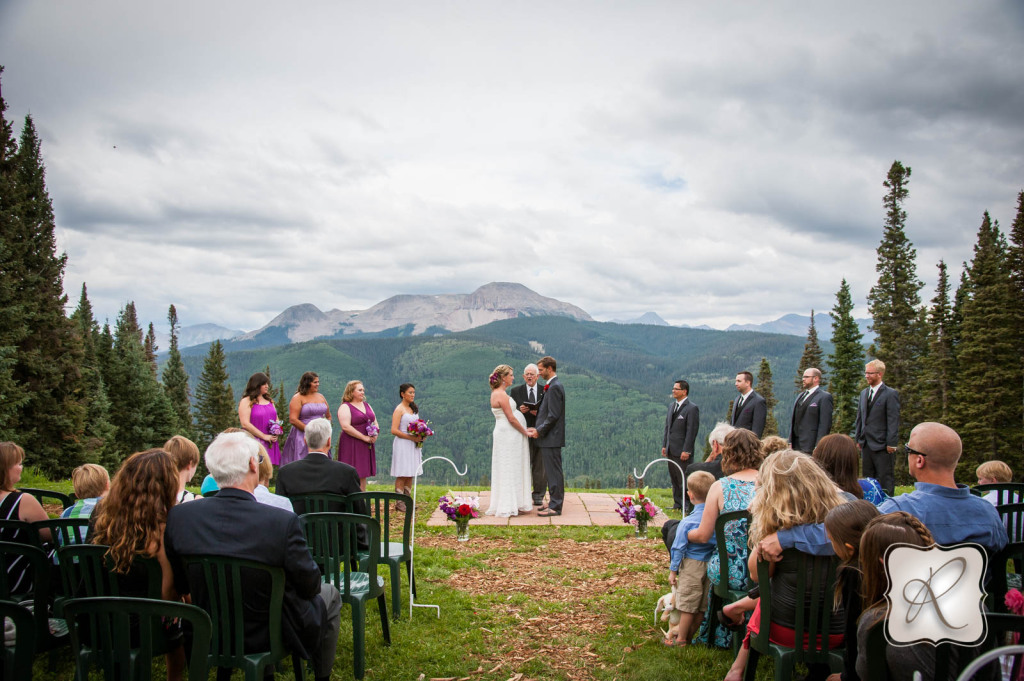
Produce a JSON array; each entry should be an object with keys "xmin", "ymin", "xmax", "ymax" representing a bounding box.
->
[
  {"xmin": 635, "ymin": 518, "xmax": 649, "ymax": 539},
  {"xmin": 455, "ymin": 517, "xmax": 470, "ymax": 542}
]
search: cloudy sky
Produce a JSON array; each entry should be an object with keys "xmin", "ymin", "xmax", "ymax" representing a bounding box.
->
[{"xmin": 2, "ymin": 1, "xmax": 1022, "ymax": 334}]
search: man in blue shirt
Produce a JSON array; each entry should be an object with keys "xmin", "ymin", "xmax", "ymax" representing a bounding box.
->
[
  {"xmin": 758, "ymin": 423, "xmax": 1008, "ymax": 560},
  {"xmin": 667, "ymin": 471, "xmax": 717, "ymax": 646}
]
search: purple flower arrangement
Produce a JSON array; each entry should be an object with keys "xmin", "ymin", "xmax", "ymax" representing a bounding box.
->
[
  {"xmin": 615, "ymin": 487, "xmax": 661, "ymax": 526},
  {"xmin": 406, "ymin": 419, "xmax": 434, "ymax": 448},
  {"xmin": 268, "ymin": 419, "xmax": 284, "ymax": 436},
  {"xmin": 438, "ymin": 492, "xmax": 480, "ymax": 521},
  {"xmin": 366, "ymin": 423, "xmax": 380, "ymax": 437}
]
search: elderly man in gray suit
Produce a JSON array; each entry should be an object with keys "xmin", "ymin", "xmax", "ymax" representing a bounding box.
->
[
  {"xmin": 528, "ymin": 356, "xmax": 565, "ymax": 517},
  {"xmin": 790, "ymin": 368, "xmax": 833, "ymax": 454},
  {"xmin": 854, "ymin": 359, "xmax": 900, "ymax": 496}
]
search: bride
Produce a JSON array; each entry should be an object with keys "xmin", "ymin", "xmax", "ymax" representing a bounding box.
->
[{"xmin": 486, "ymin": 364, "xmax": 533, "ymax": 517}]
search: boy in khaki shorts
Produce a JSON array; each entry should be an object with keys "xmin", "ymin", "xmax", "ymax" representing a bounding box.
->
[{"xmin": 666, "ymin": 470, "xmax": 716, "ymax": 647}]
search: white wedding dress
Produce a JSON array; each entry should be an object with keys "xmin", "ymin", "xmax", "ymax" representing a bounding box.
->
[{"xmin": 486, "ymin": 396, "xmax": 533, "ymax": 517}]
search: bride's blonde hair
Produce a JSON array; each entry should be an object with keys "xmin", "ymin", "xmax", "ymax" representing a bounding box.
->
[{"xmin": 489, "ymin": 365, "xmax": 513, "ymax": 389}]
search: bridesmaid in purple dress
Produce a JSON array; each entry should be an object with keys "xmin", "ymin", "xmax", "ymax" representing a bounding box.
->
[
  {"xmin": 238, "ymin": 372, "xmax": 282, "ymax": 465},
  {"xmin": 337, "ymin": 380, "xmax": 379, "ymax": 490},
  {"xmin": 279, "ymin": 372, "xmax": 332, "ymax": 465}
]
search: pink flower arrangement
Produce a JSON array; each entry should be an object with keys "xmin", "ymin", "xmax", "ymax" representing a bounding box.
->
[
  {"xmin": 615, "ymin": 486, "xmax": 661, "ymax": 525},
  {"xmin": 1006, "ymin": 588, "xmax": 1024, "ymax": 615},
  {"xmin": 406, "ymin": 419, "xmax": 434, "ymax": 448}
]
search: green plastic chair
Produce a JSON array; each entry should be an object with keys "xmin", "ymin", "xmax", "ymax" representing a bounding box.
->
[
  {"xmin": 35, "ymin": 517, "xmax": 90, "ymax": 547},
  {"xmin": 0, "ymin": 519, "xmax": 41, "ymax": 549},
  {"xmin": 63, "ymin": 596, "xmax": 212, "ymax": 681},
  {"xmin": 972, "ymin": 483, "xmax": 1024, "ymax": 506},
  {"xmin": 20, "ymin": 488, "xmax": 74, "ymax": 512},
  {"xmin": 301, "ymin": 512, "xmax": 391, "ymax": 680},
  {"xmin": 181, "ymin": 554, "xmax": 304, "ymax": 681},
  {"xmin": 864, "ymin": 617, "xmax": 959, "ymax": 680},
  {"xmin": 743, "ymin": 549, "xmax": 844, "ymax": 681},
  {"xmin": 57, "ymin": 544, "xmax": 162, "ymax": 600},
  {"xmin": 706, "ymin": 508, "xmax": 751, "ymax": 652},
  {"xmin": 0, "ymin": 541, "xmax": 68, "ymax": 663},
  {"xmin": 348, "ymin": 491, "xmax": 415, "ymax": 619},
  {"xmin": 287, "ymin": 492, "xmax": 348, "ymax": 515},
  {"xmin": 0, "ymin": 600, "xmax": 35, "ymax": 680}
]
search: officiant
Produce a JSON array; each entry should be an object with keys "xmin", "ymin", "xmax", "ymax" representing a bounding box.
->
[{"xmin": 512, "ymin": 364, "xmax": 547, "ymax": 507}]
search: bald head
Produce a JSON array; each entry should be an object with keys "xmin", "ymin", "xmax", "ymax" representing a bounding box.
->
[{"xmin": 908, "ymin": 422, "xmax": 961, "ymax": 470}]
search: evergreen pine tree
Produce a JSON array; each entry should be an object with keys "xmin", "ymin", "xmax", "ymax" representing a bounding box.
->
[
  {"xmin": 71, "ymin": 284, "xmax": 116, "ymax": 466},
  {"xmin": 1007, "ymin": 192, "xmax": 1024, "ymax": 462},
  {"xmin": 5, "ymin": 113, "xmax": 88, "ymax": 476},
  {"xmin": 920, "ymin": 261, "xmax": 955, "ymax": 423},
  {"xmin": 106, "ymin": 302, "xmax": 176, "ymax": 462},
  {"xmin": 0, "ymin": 67, "xmax": 28, "ymax": 439},
  {"xmin": 828, "ymin": 279, "xmax": 865, "ymax": 436},
  {"xmin": 950, "ymin": 267, "xmax": 970, "ymax": 356},
  {"xmin": 194, "ymin": 340, "xmax": 236, "ymax": 454},
  {"xmin": 162, "ymin": 305, "xmax": 195, "ymax": 439},
  {"xmin": 952, "ymin": 212, "xmax": 1019, "ymax": 474},
  {"xmin": 867, "ymin": 160, "xmax": 926, "ymax": 443},
  {"xmin": 795, "ymin": 310, "xmax": 826, "ymax": 391},
  {"xmin": 756, "ymin": 358, "xmax": 779, "ymax": 436},
  {"xmin": 144, "ymin": 322, "xmax": 158, "ymax": 376}
]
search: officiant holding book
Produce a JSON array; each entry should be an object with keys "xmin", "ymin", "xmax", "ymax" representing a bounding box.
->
[{"xmin": 511, "ymin": 363, "xmax": 547, "ymax": 506}]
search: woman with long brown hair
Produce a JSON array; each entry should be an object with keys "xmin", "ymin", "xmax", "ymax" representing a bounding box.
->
[
  {"xmin": 279, "ymin": 371, "xmax": 331, "ymax": 465},
  {"xmin": 90, "ymin": 448, "xmax": 186, "ymax": 681},
  {"xmin": 238, "ymin": 372, "xmax": 282, "ymax": 466}
]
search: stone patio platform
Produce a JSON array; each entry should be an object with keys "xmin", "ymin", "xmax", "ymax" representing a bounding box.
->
[{"xmin": 425, "ymin": 492, "xmax": 668, "ymax": 528}]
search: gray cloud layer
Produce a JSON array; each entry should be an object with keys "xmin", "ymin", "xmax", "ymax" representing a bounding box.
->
[{"xmin": 1, "ymin": 0, "xmax": 1021, "ymax": 333}]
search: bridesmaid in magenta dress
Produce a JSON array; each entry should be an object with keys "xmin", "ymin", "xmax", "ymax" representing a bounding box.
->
[
  {"xmin": 238, "ymin": 372, "xmax": 282, "ymax": 465},
  {"xmin": 337, "ymin": 379, "xmax": 379, "ymax": 490},
  {"xmin": 279, "ymin": 372, "xmax": 332, "ymax": 465}
]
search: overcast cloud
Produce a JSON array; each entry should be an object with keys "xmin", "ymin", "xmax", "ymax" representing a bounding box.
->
[{"xmin": 1, "ymin": 1, "xmax": 1022, "ymax": 333}]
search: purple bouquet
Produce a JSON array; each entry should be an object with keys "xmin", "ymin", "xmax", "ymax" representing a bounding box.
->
[
  {"xmin": 438, "ymin": 492, "xmax": 480, "ymax": 521},
  {"xmin": 268, "ymin": 419, "xmax": 284, "ymax": 436},
  {"xmin": 615, "ymin": 487, "xmax": 661, "ymax": 526},
  {"xmin": 406, "ymin": 419, "xmax": 434, "ymax": 448},
  {"xmin": 366, "ymin": 423, "xmax": 380, "ymax": 437}
]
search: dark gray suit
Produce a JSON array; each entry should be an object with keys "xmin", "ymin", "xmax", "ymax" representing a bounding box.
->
[
  {"xmin": 731, "ymin": 391, "xmax": 767, "ymax": 437},
  {"xmin": 534, "ymin": 376, "xmax": 565, "ymax": 514},
  {"xmin": 663, "ymin": 399, "xmax": 699, "ymax": 510},
  {"xmin": 511, "ymin": 382, "xmax": 546, "ymax": 505},
  {"xmin": 854, "ymin": 383, "xmax": 900, "ymax": 495},
  {"xmin": 789, "ymin": 388, "xmax": 833, "ymax": 454}
]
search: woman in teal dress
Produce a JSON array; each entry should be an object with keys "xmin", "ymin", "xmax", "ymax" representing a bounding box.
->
[{"xmin": 686, "ymin": 428, "xmax": 764, "ymax": 648}]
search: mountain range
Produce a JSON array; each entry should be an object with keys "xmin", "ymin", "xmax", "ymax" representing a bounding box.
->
[{"xmin": 176, "ymin": 282, "xmax": 873, "ymax": 355}]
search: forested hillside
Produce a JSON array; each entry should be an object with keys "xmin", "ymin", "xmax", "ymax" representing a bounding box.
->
[{"xmin": 182, "ymin": 318, "xmax": 814, "ymax": 487}]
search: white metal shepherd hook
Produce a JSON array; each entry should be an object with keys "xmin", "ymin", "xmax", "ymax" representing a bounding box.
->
[
  {"xmin": 409, "ymin": 455, "xmax": 469, "ymax": 618},
  {"xmin": 632, "ymin": 458, "xmax": 687, "ymax": 494}
]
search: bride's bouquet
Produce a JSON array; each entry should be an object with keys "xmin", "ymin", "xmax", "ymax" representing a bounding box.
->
[
  {"xmin": 615, "ymin": 486, "xmax": 661, "ymax": 526},
  {"xmin": 406, "ymin": 419, "xmax": 434, "ymax": 448}
]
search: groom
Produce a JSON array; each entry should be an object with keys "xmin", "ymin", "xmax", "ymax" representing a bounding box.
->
[{"xmin": 528, "ymin": 356, "xmax": 565, "ymax": 517}]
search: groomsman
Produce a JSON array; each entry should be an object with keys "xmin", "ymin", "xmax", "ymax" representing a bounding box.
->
[
  {"xmin": 789, "ymin": 368, "xmax": 833, "ymax": 453},
  {"xmin": 511, "ymin": 364, "xmax": 547, "ymax": 506},
  {"xmin": 854, "ymin": 359, "xmax": 900, "ymax": 496},
  {"xmin": 731, "ymin": 371, "xmax": 767, "ymax": 437},
  {"xmin": 662, "ymin": 380, "xmax": 699, "ymax": 511}
]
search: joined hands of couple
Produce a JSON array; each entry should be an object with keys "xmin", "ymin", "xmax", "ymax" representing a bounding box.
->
[{"xmin": 525, "ymin": 428, "xmax": 540, "ymax": 439}]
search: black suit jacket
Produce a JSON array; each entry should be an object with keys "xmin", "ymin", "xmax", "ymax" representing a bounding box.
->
[
  {"xmin": 276, "ymin": 453, "xmax": 364, "ymax": 513},
  {"xmin": 854, "ymin": 383, "xmax": 900, "ymax": 451},
  {"xmin": 731, "ymin": 391, "xmax": 767, "ymax": 437},
  {"xmin": 164, "ymin": 488, "xmax": 323, "ymax": 660},
  {"xmin": 535, "ymin": 377, "xmax": 565, "ymax": 448},
  {"xmin": 789, "ymin": 388, "xmax": 834, "ymax": 453},
  {"xmin": 663, "ymin": 399, "xmax": 699, "ymax": 458},
  {"xmin": 510, "ymin": 383, "xmax": 542, "ymax": 429}
]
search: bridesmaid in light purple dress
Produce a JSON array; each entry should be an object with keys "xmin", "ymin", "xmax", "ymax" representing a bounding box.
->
[
  {"xmin": 279, "ymin": 372, "xmax": 332, "ymax": 465},
  {"xmin": 238, "ymin": 372, "xmax": 282, "ymax": 465}
]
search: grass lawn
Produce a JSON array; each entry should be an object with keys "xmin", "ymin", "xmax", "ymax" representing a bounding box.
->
[{"xmin": 24, "ymin": 473, "xmax": 913, "ymax": 680}]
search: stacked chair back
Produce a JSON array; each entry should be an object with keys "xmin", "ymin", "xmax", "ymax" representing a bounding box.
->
[
  {"xmin": 348, "ymin": 491, "xmax": 415, "ymax": 618},
  {"xmin": 63, "ymin": 596, "xmax": 211, "ymax": 681},
  {"xmin": 744, "ymin": 549, "xmax": 843, "ymax": 681},
  {"xmin": 301, "ymin": 511, "xmax": 390, "ymax": 679},
  {"xmin": 181, "ymin": 554, "xmax": 303, "ymax": 681},
  {"xmin": 36, "ymin": 518, "xmax": 90, "ymax": 548},
  {"xmin": 0, "ymin": 600, "xmax": 35, "ymax": 679},
  {"xmin": 288, "ymin": 493, "xmax": 348, "ymax": 515},
  {"xmin": 973, "ymin": 483, "xmax": 1024, "ymax": 506},
  {"xmin": 19, "ymin": 488, "xmax": 74, "ymax": 512}
]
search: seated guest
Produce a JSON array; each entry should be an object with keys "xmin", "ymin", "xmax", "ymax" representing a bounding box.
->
[
  {"xmin": 0, "ymin": 442, "xmax": 53, "ymax": 593},
  {"xmin": 200, "ymin": 474, "xmax": 219, "ymax": 495},
  {"xmin": 723, "ymin": 450, "xmax": 845, "ymax": 681},
  {"xmin": 686, "ymin": 429, "xmax": 764, "ymax": 648},
  {"xmin": 164, "ymin": 432, "xmax": 341, "ymax": 681},
  {"xmin": 681, "ymin": 422, "xmax": 733, "ymax": 507},
  {"xmin": 813, "ymin": 433, "xmax": 887, "ymax": 505},
  {"xmin": 164, "ymin": 435, "xmax": 203, "ymax": 504},
  {"xmin": 276, "ymin": 418, "xmax": 363, "ymax": 514},
  {"xmin": 89, "ymin": 449, "xmax": 186, "ymax": 681},
  {"xmin": 255, "ymin": 444, "xmax": 293, "ymax": 513},
  {"xmin": 761, "ymin": 422, "xmax": 1008, "ymax": 561},
  {"xmin": 62, "ymin": 463, "xmax": 111, "ymax": 521},
  {"xmin": 760, "ymin": 435, "xmax": 790, "ymax": 457},
  {"xmin": 976, "ymin": 460, "xmax": 1015, "ymax": 506},
  {"xmin": 855, "ymin": 512, "xmax": 945, "ymax": 681}
]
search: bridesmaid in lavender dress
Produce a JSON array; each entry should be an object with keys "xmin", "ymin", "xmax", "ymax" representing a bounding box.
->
[
  {"xmin": 279, "ymin": 371, "xmax": 331, "ymax": 465},
  {"xmin": 238, "ymin": 372, "xmax": 282, "ymax": 465},
  {"xmin": 337, "ymin": 379, "xmax": 379, "ymax": 491}
]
